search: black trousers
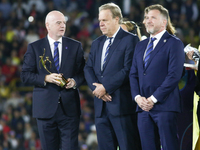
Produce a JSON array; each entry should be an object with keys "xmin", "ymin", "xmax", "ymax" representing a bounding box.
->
[
  {"xmin": 36, "ymin": 101, "xmax": 80, "ymax": 150},
  {"xmin": 95, "ymin": 102, "xmax": 141, "ymax": 150}
]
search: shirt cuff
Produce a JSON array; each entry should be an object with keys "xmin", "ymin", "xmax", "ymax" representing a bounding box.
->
[
  {"xmin": 134, "ymin": 95, "xmax": 141, "ymax": 102},
  {"xmin": 44, "ymin": 81, "xmax": 46, "ymax": 86},
  {"xmin": 150, "ymin": 95, "xmax": 157, "ymax": 103}
]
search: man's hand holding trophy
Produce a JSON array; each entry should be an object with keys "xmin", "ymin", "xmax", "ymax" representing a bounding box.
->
[{"xmin": 39, "ymin": 49, "xmax": 76, "ymax": 89}]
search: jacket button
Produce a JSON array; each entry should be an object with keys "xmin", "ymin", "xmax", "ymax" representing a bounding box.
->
[
  {"xmin": 101, "ymin": 76, "xmax": 103, "ymax": 78},
  {"xmin": 144, "ymin": 73, "xmax": 146, "ymax": 75}
]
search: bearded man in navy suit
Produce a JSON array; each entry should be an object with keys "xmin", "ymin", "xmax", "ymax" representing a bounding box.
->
[
  {"xmin": 129, "ymin": 4, "xmax": 185, "ymax": 150},
  {"xmin": 84, "ymin": 3, "xmax": 141, "ymax": 150},
  {"xmin": 21, "ymin": 11, "xmax": 85, "ymax": 150}
]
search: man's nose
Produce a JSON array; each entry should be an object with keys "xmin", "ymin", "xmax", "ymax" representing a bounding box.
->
[
  {"xmin": 61, "ymin": 23, "xmax": 66, "ymax": 27},
  {"xmin": 99, "ymin": 21, "xmax": 104, "ymax": 26}
]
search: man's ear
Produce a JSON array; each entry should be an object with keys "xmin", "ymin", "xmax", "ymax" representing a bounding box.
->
[
  {"xmin": 45, "ymin": 22, "xmax": 49, "ymax": 31},
  {"xmin": 115, "ymin": 16, "xmax": 119, "ymax": 24},
  {"xmin": 163, "ymin": 18, "xmax": 167, "ymax": 27}
]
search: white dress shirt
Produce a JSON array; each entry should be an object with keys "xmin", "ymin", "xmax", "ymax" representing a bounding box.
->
[
  {"xmin": 47, "ymin": 35, "xmax": 62, "ymax": 66},
  {"xmin": 101, "ymin": 27, "xmax": 120, "ymax": 70}
]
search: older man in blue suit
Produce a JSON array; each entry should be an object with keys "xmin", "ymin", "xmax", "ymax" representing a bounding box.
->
[
  {"xmin": 84, "ymin": 3, "xmax": 141, "ymax": 150},
  {"xmin": 129, "ymin": 4, "xmax": 185, "ymax": 150},
  {"xmin": 21, "ymin": 11, "xmax": 85, "ymax": 150}
]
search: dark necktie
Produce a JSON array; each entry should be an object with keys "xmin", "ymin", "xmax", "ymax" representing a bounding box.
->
[
  {"xmin": 103, "ymin": 37, "xmax": 113, "ymax": 69},
  {"xmin": 54, "ymin": 41, "xmax": 59, "ymax": 72},
  {"xmin": 144, "ymin": 37, "xmax": 156, "ymax": 67}
]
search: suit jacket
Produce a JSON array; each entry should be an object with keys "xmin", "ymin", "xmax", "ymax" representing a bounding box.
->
[
  {"xmin": 21, "ymin": 36, "xmax": 85, "ymax": 118},
  {"xmin": 129, "ymin": 31, "xmax": 185, "ymax": 112},
  {"xmin": 84, "ymin": 28, "xmax": 139, "ymax": 117}
]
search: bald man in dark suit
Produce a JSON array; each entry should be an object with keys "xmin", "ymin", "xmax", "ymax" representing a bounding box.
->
[{"xmin": 21, "ymin": 11, "xmax": 85, "ymax": 150}]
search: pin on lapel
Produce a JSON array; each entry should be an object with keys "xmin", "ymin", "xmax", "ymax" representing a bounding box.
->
[
  {"xmin": 65, "ymin": 47, "xmax": 68, "ymax": 49},
  {"xmin": 164, "ymin": 39, "xmax": 167, "ymax": 43}
]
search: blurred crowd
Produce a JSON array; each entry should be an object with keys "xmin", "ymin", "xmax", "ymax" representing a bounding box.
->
[{"xmin": 0, "ymin": 0, "xmax": 199, "ymax": 149}]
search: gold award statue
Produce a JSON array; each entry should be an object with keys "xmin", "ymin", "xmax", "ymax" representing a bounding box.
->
[{"xmin": 39, "ymin": 48, "xmax": 69, "ymax": 88}]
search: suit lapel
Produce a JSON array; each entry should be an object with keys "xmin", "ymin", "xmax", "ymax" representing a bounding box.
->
[
  {"xmin": 139, "ymin": 40, "xmax": 149, "ymax": 71},
  {"xmin": 144, "ymin": 32, "xmax": 169, "ymax": 70},
  {"xmin": 97, "ymin": 36, "xmax": 106, "ymax": 72},
  {"xmin": 39, "ymin": 37, "xmax": 57, "ymax": 73},
  {"xmin": 60, "ymin": 37, "xmax": 70, "ymax": 73}
]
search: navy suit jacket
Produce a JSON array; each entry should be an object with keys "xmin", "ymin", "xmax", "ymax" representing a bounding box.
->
[
  {"xmin": 129, "ymin": 31, "xmax": 185, "ymax": 112},
  {"xmin": 84, "ymin": 28, "xmax": 139, "ymax": 117},
  {"xmin": 21, "ymin": 36, "xmax": 85, "ymax": 118}
]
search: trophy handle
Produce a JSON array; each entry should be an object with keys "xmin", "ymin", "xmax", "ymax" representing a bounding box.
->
[
  {"xmin": 45, "ymin": 56, "xmax": 52, "ymax": 68},
  {"xmin": 39, "ymin": 49, "xmax": 51, "ymax": 74}
]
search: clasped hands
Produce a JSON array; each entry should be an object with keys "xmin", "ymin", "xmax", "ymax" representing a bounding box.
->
[
  {"xmin": 45, "ymin": 73, "xmax": 75, "ymax": 89},
  {"xmin": 136, "ymin": 96, "xmax": 154, "ymax": 112},
  {"xmin": 92, "ymin": 83, "xmax": 112, "ymax": 102}
]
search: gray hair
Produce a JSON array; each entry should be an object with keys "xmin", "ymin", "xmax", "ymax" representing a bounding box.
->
[{"xmin": 99, "ymin": 3, "xmax": 123, "ymax": 24}]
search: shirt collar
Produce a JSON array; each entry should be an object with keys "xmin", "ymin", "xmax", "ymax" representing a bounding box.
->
[
  {"xmin": 47, "ymin": 35, "xmax": 62, "ymax": 45},
  {"xmin": 106, "ymin": 26, "xmax": 120, "ymax": 40},
  {"xmin": 150, "ymin": 30, "xmax": 166, "ymax": 42}
]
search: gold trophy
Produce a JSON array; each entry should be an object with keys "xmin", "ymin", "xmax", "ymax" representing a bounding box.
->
[{"xmin": 39, "ymin": 48, "xmax": 69, "ymax": 88}]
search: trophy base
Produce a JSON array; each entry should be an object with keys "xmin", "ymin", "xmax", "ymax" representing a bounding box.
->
[{"xmin": 59, "ymin": 76, "xmax": 69, "ymax": 88}]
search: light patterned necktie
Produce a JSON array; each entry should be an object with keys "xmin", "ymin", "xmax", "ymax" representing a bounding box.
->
[
  {"xmin": 144, "ymin": 37, "xmax": 156, "ymax": 68},
  {"xmin": 103, "ymin": 37, "xmax": 113, "ymax": 70},
  {"xmin": 54, "ymin": 41, "xmax": 59, "ymax": 72}
]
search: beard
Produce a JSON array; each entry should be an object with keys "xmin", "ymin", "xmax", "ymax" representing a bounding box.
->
[
  {"xmin": 146, "ymin": 27, "xmax": 160, "ymax": 35},
  {"xmin": 146, "ymin": 27, "xmax": 154, "ymax": 35}
]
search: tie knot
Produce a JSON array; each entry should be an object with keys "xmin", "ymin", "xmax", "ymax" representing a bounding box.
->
[
  {"xmin": 108, "ymin": 37, "xmax": 113, "ymax": 42},
  {"xmin": 54, "ymin": 41, "xmax": 59, "ymax": 47},
  {"xmin": 150, "ymin": 37, "xmax": 156, "ymax": 42}
]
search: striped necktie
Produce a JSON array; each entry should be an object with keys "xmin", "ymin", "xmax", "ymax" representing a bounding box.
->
[
  {"xmin": 103, "ymin": 37, "xmax": 113, "ymax": 70},
  {"xmin": 144, "ymin": 37, "xmax": 156, "ymax": 68},
  {"xmin": 54, "ymin": 41, "xmax": 59, "ymax": 72}
]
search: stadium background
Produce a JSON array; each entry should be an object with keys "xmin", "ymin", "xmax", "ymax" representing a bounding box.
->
[{"xmin": 0, "ymin": 0, "xmax": 199, "ymax": 149}]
